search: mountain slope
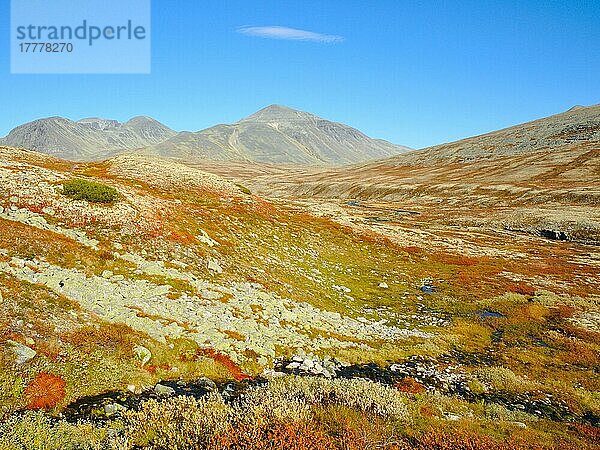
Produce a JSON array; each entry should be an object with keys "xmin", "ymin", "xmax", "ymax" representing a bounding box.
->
[
  {"xmin": 147, "ymin": 105, "xmax": 411, "ymax": 165},
  {"xmin": 0, "ymin": 116, "xmax": 176, "ymax": 161},
  {"xmin": 240, "ymin": 104, "xmax": 600, "ymax": 193},
  {"xmin": 388, "ymin": 103, "xmax": 600, "ymax": 165},
  {"xmin": 226, "ymin": 105, "xmax": 600, "ymax": 244}
]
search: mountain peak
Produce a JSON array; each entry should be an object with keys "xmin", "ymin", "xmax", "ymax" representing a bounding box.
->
[
  {"xmin": 242, "ymin": 104, "xmax": 308, "ymax": 122},
  {"xmin": 125, "ymin": 115, "xmax": 160, "ymax": 125}
]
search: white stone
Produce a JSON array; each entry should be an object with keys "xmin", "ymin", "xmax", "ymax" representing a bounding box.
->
[
  {"xmin": 7, "ymin": 340, "xmax": 36, "ymax": 364},
  {"xmin": 198, "ymin": 229, "xmax": 219, "ymax": 247},
  {"xmin": 207, "ymin": 259, "xmax": 223, "ymax": 274},
  {"xmin": 154, "ymin": 384, "xmax": 175, "ymax": 396},
  {"xmin": 133, "ymin": 345, "xmax": 152, "ymax": 367}
]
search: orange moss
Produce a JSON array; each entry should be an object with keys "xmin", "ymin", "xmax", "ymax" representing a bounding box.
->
[
  {"xmin": 395, "ymin": 377, "xmax": 427, "ymax": 394},
  {"xmin": 506, "ymin": 282, "xmax": 536, "ymax": 296},
  {"xmin": 403, "ymin": 246, "xmax": 422, "ymax": 255},
  {"xmin": 436, "ymin": 253, "xmax": 480, "ymax": 266},
  {"xmin": 25, "ymin": 373, "xmax": 66, "ymax": 410},
  {"xmin": 221, "ymin": 330, "xmax": 246, "ymax": 342},
  {"xmin": 62, "ymin": 323, "xmax": 142, "ymax": 356},
  {"xmin": 195, "ymin": 348, "xmax": 252, "ymax": 381}
]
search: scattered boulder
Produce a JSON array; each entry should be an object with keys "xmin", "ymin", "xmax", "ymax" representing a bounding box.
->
[
  {"xmin": 154, "ymin": 383, "xmax": 175, "ymax": 396},
  {"xmin": 127, "ymin": 384, "xmax": 141, "ymax": 395},
  {"xmin": 444, "ymin": 413, "xmax": 462, "ymax": 421},
  {"xmin": 133, "ymin": 345, "xmax": 152, "ymax": 367},
  {"xmin": 196, "ymin": 376, "xmax": 218, "ymax": 392},
  {"xmin": 378, "ymin": 282, "xmax": 389, "ymax": 289},
  {"xmin": 207, "ymin": 259, "xmax": 223, "ymax": 274},
  {"xmin": 104, "ymin": 402, "xmax": 126, "ymax": 417},
  {"xmin": 198, "ymin": 229, "xmax": 219, "ymax": 247},
  {"xmin": 7, "ymin": 340, "xmax": 36, "ymax": 364}
]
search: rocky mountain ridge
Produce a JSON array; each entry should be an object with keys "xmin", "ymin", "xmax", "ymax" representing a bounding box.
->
[
  {"xmin": 0, "ymin": 105, "xmax": 411, "ymax": 165},
  {"xmin": 146, "ymin": 105, "xmax": 411, "ymax": 165},
  {"xmin": 0, "ymin": 116, "xmax": 176, "ymax": 161}
]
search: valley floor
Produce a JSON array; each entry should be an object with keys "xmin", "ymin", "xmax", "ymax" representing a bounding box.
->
[{"xmin": 0, "ymin": 147, "xmax": 598, "ymax": 449}]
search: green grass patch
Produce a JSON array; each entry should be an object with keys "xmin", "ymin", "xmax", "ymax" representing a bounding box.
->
[{"xmin": 61, "ymin": 179, "xmax": 119, "ymax": 203}]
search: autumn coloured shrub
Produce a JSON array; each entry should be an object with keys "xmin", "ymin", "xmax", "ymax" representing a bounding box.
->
[
  {"xmin": 61, "ymin": 178, "xmax": 118, "ymax": 203},
  {"xmin": 436, "ymin": 253, "xmax": 480, "ymax": 266},
  {"xmin": 25, "ymin": 373, "xmax": 66, "ymax": 410},
  {"xmin": 212, "ymin": 420, "xmax": 336, "ymax": 450},
  {"xmin": 398, "ymin": 430, "xmax": 547, "ymax": 450},
  {"xmin": 475, "ymin": 366, "xmax": 536, "ymax": 393},
  {"xmin": 252, "ymin": 376, "xmax": 410, "ymax": 420},
  {"xmin": 395, "ymin": 377, "xmax": 427, "ymax": 394},
  {"xmin": 506, "ymin": 282, "xmax": 536, "ymax": 296},
  {"xmin": 62, "ymin": 323, "xmax": 141, "ymax": 355},
  {"xmin": 195, "ymin": 348, "xmax": 252, "ymax": 381}
]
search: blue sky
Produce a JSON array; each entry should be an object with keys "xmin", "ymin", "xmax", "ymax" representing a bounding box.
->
[{"xmin": 1, "ymin": 0, "xmax": 598, "ymax": 149}]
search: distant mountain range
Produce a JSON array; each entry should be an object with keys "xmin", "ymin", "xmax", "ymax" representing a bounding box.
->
[
  {"xmin": 0, "ymin": 116, "xmax": 176, "ymax": 161},
  {"xmin": 0, "ymin": 105, "xmax": 411, "ymax": 165}
]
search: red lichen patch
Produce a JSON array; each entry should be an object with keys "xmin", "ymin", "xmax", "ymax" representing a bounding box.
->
[
  {"xmin": 401, "ymin": 430, "xmax": 547, "ymax": 450},
  {"xmin": 33, "ymin": 339, "xmax": 62, "ymax": 361},
  {"xmin": 196, "ymin": 348, "xmax": 252, "ymax": 381},
  {"xmin": 144, "ymin": 363, "xmax": 170, "ymax": 374},
  {"xmin": 548, "ymin": 304, "xmax": 577, "ymax": 320},
  {"xmin": 436, "ymin": 253, "xmax": 480, "ymax": 266},
  {"xmin": 402, "ymin": 246, "xmax": 422, "ymax": 255},
  {"xmin": 25, "ymin": 373, "xmax": 66, "ymax": 410},
  {"xmin": 506, "ymin": 282, "xmax": 536, "ymax": 296},
  {"xmin": 167, "ymin": 230, "xmax": 197, "ymax": 245},
  {"xmin": 572, "ymin": 424, "xmax": 600, "ymax": 442},
  {"xmin": 419, "ymin": 405, "xmax": 436, "ymax": 418},
  {"xmin": 395, "ymin": 377, "xmax": 427, "ymax": 394}
]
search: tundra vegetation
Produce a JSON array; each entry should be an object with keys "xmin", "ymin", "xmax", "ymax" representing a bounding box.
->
[
  {"xmin": 0, "ymin": 147, "xmax": 598, "ymax": 449},
  {"xmin": 61, "ymin": 178, "xmax": 119, "ymax": 203}
]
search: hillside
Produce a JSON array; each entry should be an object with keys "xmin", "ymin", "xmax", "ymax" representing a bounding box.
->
[
  {"xmin": 235, "ymin": 105, "xmax": 600, "ymax": 244},
  {"xmin": 146, "ymin": 105, "xmax": 411, "ymax": 165},
  {"xmin": 390, "ymin": 103, "xmax": 600, "ymax": 164},
  {"xmin": 0, "ymin": 116, "xmax": 176, "ymax": 161},
  {"xmin": 0, "ymin": 144, "xmax": 598, "ymax": 448}
]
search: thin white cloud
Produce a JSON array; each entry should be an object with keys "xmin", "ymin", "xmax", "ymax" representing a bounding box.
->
[{"xmin": 237, "ymin": 26, "xmax": 344, "ymax": 43}]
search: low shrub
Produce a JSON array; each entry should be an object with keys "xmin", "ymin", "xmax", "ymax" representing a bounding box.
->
[
  {"xmin": 61, "ymin": 179, "xmax": 118, "ymax": 203},
  {"xmin": 0, "ymin": 411, "xmax": 107, "ymax": 450},
  {"xmin": 476, "ymin": 366, "xmax": 536, "ymax": 393},
  {"xmin": 252, "ymin": 376, "xmax": 410, "ymax": 421}
]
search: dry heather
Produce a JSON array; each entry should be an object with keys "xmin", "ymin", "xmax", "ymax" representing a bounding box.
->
[{"xmin": 0, "ymin": 145, "xmax": 599, "ymax": 449}]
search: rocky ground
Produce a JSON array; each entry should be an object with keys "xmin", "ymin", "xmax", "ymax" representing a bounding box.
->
[{"xmin": 0, "ymin": 146, "xmax": 598, "ymax": 449}]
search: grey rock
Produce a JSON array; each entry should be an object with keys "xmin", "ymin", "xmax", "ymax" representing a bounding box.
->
[
  {"xmin": 196, "ymin": 376, "xmax": 218, "ymax": 391},
  {"xmin": 104, "ymin": 403, "xmax": 125, "ymax": 416},
  {"xmin": 154, "ymin": 383, "xmax": 175, "ymax": 396},
  {"xmin": 7, "ymin": 340, "xmax": 36, "ymax": 364}
]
